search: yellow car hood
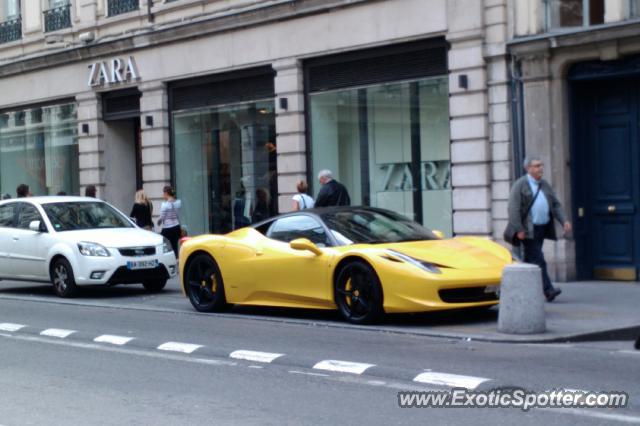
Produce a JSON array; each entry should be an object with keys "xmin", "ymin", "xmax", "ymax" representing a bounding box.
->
[{"xmin": 368, "ymin": 238, "xmax": 510, "ymax": 270}]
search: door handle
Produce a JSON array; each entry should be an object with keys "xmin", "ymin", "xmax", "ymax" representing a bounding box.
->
[
  {"xmin": 12, "ymin": 237, "xmax": 18, "ymax": 241},
  {"xmin": 578, "ymin": 207, "xmax": 584, "ymax": 218},
  {"xmin": 607, "ymin": 205, "xmax": 616, "ymax": 213}
]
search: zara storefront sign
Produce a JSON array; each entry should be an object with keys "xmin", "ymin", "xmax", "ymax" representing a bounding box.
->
[{"xmin": 87, "ymin": 56, "xmax": 140, "ymax": 88}]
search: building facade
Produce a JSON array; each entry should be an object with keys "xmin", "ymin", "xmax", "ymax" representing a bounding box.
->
[
  {"xmin": 0, "ymin": 0, "xmax": 510, "ymax": 249},
  {"xmin": 509, "ymin": 0, "xmax": 640, "ymax": 281}
]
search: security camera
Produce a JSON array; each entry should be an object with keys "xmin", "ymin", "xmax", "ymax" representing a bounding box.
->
[{"xmin": 79, "ymin": 31, "xmax": 95, "ymax": 43}]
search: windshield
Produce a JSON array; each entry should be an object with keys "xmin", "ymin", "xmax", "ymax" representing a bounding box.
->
[
  {"xmin": 321, "ymin": 209, "xmax": 438, "ymax": 245},
  {"xmin": 42, "ymin": 202, "xmax": 133, "ymax": 232}
]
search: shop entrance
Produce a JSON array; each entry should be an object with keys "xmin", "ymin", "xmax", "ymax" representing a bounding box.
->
[{"xmin": 101, "ymin": 89, "xmax": 142, "ymax": 213}]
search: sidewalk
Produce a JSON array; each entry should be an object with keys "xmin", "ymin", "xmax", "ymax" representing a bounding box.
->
[{"xmin": 379, "ymin": 281, "xmax": 640, "ymax": 343}]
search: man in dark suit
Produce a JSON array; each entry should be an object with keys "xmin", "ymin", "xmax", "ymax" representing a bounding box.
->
[{"xmin": 315, "ymin": 169, "xmax": 351, "ymax": 207}]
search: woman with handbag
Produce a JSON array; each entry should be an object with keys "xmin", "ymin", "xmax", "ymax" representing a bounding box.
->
[{"xmin": 157, "ymin": 185, "xmax": 182, "ymax": 257}]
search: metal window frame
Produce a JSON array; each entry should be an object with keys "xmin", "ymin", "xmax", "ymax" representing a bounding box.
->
[{"xmin": 544, "ymin": 0, "xmax": 593, "ymax": 30}]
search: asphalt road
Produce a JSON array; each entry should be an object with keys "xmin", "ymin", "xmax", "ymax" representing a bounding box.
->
[{"xmin": 0, "ymin": 278, "xmax": 638, "ymax": 425}]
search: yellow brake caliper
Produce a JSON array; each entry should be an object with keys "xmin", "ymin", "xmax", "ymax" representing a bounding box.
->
[{"xmin": 211, "ymin": 273, "xmax": 217, "ymax": 293}]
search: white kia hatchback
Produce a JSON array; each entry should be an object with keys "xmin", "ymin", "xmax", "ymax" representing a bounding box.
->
[{"xmin": 0, "ymin": 196, "xmax": 177, "ymax": 297}]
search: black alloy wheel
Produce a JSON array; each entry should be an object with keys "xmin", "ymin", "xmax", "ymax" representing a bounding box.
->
[
  {"xmin": 143, "ymin": 279, "xmax": 167, "ymax": 293},
  {"xmin": 185, "ymin": 253, "xmax": 228, "ymax": 312},
  {"xmin": 51, "ymin": 258, "xmax": 78, "ymax": 298},
  {"xmin": 334, "ymin": 261, "xmax": 383, "ymax": 324}
]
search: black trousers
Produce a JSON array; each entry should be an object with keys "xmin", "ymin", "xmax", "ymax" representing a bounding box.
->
[
  {"xmin": 161, "ymin": 225, "xmax": 181, "ymax": 257},
  {"xmin": 522, "ymin": 225, "xmax": 555, "ymax": 294}
]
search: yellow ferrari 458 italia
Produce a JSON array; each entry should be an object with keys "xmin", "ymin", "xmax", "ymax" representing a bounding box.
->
[{"xmin": 179, "ymin": 206, "xmax": 512, "ymax": 324}]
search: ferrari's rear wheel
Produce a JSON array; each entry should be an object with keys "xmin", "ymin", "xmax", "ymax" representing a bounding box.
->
[
  {"xmin": 185, "ymin": 253, "xmax": 228, "ymax": 312},
  {"xmin": 335, "ymin": 261, "xmax": 383, "ymax": 324}
]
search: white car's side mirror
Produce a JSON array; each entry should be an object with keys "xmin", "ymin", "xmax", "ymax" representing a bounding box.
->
[{"xmin": 29, "ymin": 220, "xmax": 45, "ymax": 232}]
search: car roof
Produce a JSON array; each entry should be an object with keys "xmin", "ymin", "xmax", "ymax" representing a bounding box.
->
[{"xmin": 0, "ymin": 196, "xmax": 101, "ymax": 205}]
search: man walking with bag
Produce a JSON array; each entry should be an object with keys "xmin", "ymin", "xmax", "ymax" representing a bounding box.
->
[{"xmin": 507, "ymin": 156, "xmax": 572, "ymax": 302}]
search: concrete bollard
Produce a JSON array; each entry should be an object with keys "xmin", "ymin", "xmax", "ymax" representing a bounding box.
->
[{"xmin": 498, "ymin": 263, "xmax": 546, "ymax": 334}]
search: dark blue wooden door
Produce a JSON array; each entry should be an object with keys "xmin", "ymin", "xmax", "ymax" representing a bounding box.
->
[{"xmin": 573, "ymin": 79, "xmax": 640, "ymax": 280}]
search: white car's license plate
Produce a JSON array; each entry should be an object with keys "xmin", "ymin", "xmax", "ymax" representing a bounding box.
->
[{"xmin": 127, "ymin": 260, "xmax": 159, "ymax": 270}]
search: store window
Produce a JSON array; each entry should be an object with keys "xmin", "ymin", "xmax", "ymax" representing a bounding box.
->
[
  {"xmin": 309, "ymin": 77, "xmax": 451, "ymax": 235},
  {"xmin": 0, "ymin": 103, "xmax": 79, "ymax": 198},
  {"xmin": 544, "ymin": 0, "xmax": 605, "ymax": 29},
  {"xmin": 173, "ymin": 101, "xmax": 276, "ymax": 235}
]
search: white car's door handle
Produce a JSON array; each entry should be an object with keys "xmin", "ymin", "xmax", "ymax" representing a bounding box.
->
[{"xmin": 12, "ymin": 237, "xmax": 18, "ymax": 241}]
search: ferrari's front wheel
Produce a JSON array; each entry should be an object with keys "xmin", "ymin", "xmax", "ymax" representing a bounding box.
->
[
  {"xmin": 335, "ymin": 261, "xmax": 383, "ymax": 324},
  {"xmin": 185, "ymin": 253, "xmax": 228, "ymax": 312}
]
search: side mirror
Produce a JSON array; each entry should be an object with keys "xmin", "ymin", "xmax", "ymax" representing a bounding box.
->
[
  {"xmin": 29, "ymin": 220, "xmax": 46, "ymax": 233},
  {"xmin": 290, "ymin": 238, "xmax": 323, "ymax": 256},
  {"xmin": 432, "ymin": 230, "xmax": 445, "ymax": 239}
]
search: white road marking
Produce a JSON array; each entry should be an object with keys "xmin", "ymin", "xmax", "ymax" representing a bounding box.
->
[
  {"xmin": 248, "ymin": 365, "xmax": 264, "ymax": 369},
  {"xmin": 157, "ymin": 342, "xmax": 203, "ymax": 354},
  {"xmin": 0, "ymin": 333, "xmax": 446, "ymax": 394},
  {"xmin": 0, "ymin": 323, "xmax": 26, "ymax": 332},
  {"xmin": 413, "ymin": 372, "xmax": 490, "ymax": 389},
  {"xmin": 561, "ymin": 388, "xmax": 594, "ymax": 394},
  {"xmin": 94, "ymin": 335, "xmax": 134, "ymax": 345},
  {"xmin": 289, "ymin": 370, "xmax": 330, "ymax": 377},
  {"xmin": 229, "ymin": 350, "xmax": 284, "ymax": 363},
  {"xmin": 617, "ymin": 350, "xmax": 640, "ymax": 356},
  {"xmin": 540, "ymin": 407, "xmax": 640, "ymax": 424},
  {"xmin": 40, "ymin": 328, "xmax": 75, "ymax": 338},
  {"xmin": 313, "ymin": 360, "xmax": 375, "ymax": 375}
]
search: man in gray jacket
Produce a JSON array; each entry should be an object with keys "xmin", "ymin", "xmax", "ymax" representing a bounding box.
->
[{"xmin": 507, "ymin": 156, "xmax": 572, "ymax": 302}]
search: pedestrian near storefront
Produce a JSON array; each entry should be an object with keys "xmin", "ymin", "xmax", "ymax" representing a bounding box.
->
[
  {"xmin": 130, "ymin": 189, "xmax": 154, "ymax": 231},
  {"xmin": 251, "ymin": 188, "xmax": 270, "ymax": 223},
  {"xmin": 315, "ymin": 169, "xmax": 350, "ymax": 207},
  {"xmin": 85, "ymin": 185, "xmax": 97, "ymax": 198},
  {"xmin": 158, "ymin": 185, "xmax": 182, "ymax": 257},
  {"xmin": 292, "ymin": 180, "xmax": 314, "ymax": 211},
  {"xmin": 506, "ymin": 156, "xmax": 572, "ymax": 302},
  {"xmin": 16, "ymin": 183, "xmax": 29, "ymax": 198}
]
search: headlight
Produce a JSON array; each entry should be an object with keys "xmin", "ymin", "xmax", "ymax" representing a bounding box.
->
[
  {"xmin": 78, "ymin": 242, "xmax": 110, "ymax": 257},
  {"xmin": 385, "ymin": 249, "xmax": 441, "ymax": 274},
  {"xmin": 162, "ymin": 238, "xmax": 173, "ymax": 254}
]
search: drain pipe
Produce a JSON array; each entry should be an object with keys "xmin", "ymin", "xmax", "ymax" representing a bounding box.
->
[
  {"xmin": 147, "ymin": 0, "xmax": 155, "ymax": 23},
  {"xmin": 509, "ymin": 55, "xmax": 525, "ymax": 180}
]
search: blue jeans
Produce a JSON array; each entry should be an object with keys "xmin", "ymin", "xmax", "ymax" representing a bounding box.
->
[{"xmin": 522, "ymin": 225, "xmax": 555, "ymax": 295}]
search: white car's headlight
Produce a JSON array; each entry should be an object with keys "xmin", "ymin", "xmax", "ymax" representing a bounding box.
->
[
  {"xmin": 162, "ymin": 238, "xmax": 173, "ymax": 254},
  {"xmin": 78, "ymin": 242, "xmax": 110, "ymax": 257}
]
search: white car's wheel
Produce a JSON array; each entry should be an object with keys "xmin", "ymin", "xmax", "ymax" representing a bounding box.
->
[
  {"xmin": 51, "ymin": 258, "xmax": 78, "ymax": 298},
  {"xmin": 143, "ymin": 279, "xmax": 167, "ymax": 292}
]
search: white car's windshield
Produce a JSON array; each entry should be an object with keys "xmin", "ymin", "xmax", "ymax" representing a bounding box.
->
[{"xmin": 42, "ymin": 202, "xmax": 133, "ymax": 232}]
